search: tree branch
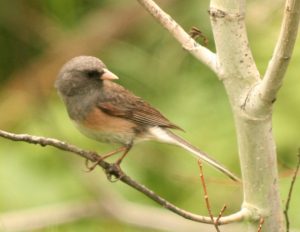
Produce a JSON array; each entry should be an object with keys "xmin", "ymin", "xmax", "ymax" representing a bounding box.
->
[
  {"xmin": 136, "ymin": 0, "xmax": 218, "ymax": 74},
  {"xmin": 258, "ymin": 0, "xmax": 300, "ymax": 103},
  {"xmin": 284, "ymin": 149, "xmax": 300, "ymax": 232},
  {"xmin": 197, "ymin": 160, "xmax": 221, "ymax": 231},
  {"xmin": 0, "ymin": 129, "xmax": 248, "ymax": 225},
  {"xmin": 257, "ymin": 217, "xmax": 265, "ymax": 232}
]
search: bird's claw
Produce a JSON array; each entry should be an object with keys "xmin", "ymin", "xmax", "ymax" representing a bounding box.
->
[
  {"xmin": 105, "ymin": 163, "xmax": 124, "ymax": 182},
  {"xmin": 85, "ymin": 157, "xmax": 103, "ymax": 172}
]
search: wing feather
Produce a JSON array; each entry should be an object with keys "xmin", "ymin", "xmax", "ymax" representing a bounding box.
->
[{"xmin": 97, "ymin": 82, "xmax": 182, "ymax": 130}]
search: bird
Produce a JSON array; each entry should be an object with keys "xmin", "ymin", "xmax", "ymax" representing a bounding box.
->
[{"xmin": 55, "ymin": 56, "xmax": 239, "ymax": 182}]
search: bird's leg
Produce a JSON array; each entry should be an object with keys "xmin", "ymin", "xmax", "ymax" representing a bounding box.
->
[
  {"xmin": 105, "ymin": 144, "xmax": 132, "ymax": 182},
  {"xmin": 85, "ymin": 146, "xmax": 127, "ymax": 172},
  {"xmin": 115, "ymin": 144, "xmax": 132, "ymax": 166}
]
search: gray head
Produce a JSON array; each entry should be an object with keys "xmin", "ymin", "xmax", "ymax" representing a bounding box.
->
[{"xmin": 55, "ymin": 56, "xmax": 119, "ymax": 97}]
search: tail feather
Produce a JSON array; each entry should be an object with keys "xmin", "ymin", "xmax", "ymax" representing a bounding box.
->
[{"xmin": 149, "ymin": 127, "xmax": 240, "ymax": 182}]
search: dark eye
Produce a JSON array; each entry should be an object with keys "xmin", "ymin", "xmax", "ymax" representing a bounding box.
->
[{"xmin": 86, "ymin": 70, "xmax": 102, "ymax": 79}]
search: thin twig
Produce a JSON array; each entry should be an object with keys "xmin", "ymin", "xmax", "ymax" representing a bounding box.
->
[
  {"xmin": 197, "ymin": 160, "xmax": 220, "ymax": 232},
  {"xmin": 257, "ymin": 217, "xmax": 264, "ymax": 232},
  {"xmin": 258, "ymin": 0, "xmax": 300, "ymax": 103},
  {"xmin": 0, "ymin": 129, "xmax": 247, "ymax": 225},
  {"xmin": 216, "ymin": 205, "xmax": 227, "ymax": 225},
  {"xmin": 136, "ymin": 0, "xmax": 217, "ymax": 73},
  {"xmin": 284, "ymin": 149, "xmax": 300, "ymax": 232}
]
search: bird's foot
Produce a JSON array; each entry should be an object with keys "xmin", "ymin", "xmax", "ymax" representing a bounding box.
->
[
  {"xmin": 105, "ymin": 162, "xmax": 124, "ymax": 182},
  {"xmin": 85, "ymin": 157, "xmax": 103, "ymax": 172},
  {"xmin": 84, "ymin": 146, "xmax": 127, "ymax": 172}
]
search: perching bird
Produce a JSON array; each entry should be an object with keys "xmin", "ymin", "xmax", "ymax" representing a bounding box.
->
[{"xmin": 55, "ymin": 56, "xmax": 239, "ymax": 181}]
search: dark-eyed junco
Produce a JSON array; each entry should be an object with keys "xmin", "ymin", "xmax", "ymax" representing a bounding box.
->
[{"xmin": 55, "ymin": 56, "xmax": 239, "ymax": 181}]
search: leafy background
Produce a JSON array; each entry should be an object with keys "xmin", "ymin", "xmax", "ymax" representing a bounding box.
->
[{"xmin": 0, "ymin": 0, "xmax": 299, "ymax": 231}]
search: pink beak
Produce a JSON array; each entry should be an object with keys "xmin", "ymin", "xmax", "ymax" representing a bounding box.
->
[{"xmin": 101, "ymin": 68, "xmax": 119, "ymax": 80}]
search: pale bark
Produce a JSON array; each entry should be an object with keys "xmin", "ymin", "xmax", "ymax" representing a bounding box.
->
[
  {"xmin": 137, "ymin": 0, "xmax": 218, "ymax": 73},
  {"xmin": 258, "ymin": 0, "xmax": 300, "ymax": 103},
  {"xmin": 209, "ymin": 0, "xmax": 284, "ymax": 231},
  {"xmin": 137, "ymin": 0, "xmax": 300, "ymax": 231}
]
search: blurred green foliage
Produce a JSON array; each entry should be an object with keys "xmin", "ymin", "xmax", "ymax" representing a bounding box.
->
[{"xmin": 0, "ymin": 0, "xmax": 299, "ymax": 231}]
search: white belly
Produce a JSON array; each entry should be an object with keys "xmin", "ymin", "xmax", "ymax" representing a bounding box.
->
[{"xmin": 73, "ymin": 121, "xmax": 135, "ymax": 145}]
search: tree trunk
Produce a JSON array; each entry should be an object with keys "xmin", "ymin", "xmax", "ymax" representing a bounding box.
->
[{"xmin": 210, "ymin": 0, "xmax": 284, "ymax": 231}]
